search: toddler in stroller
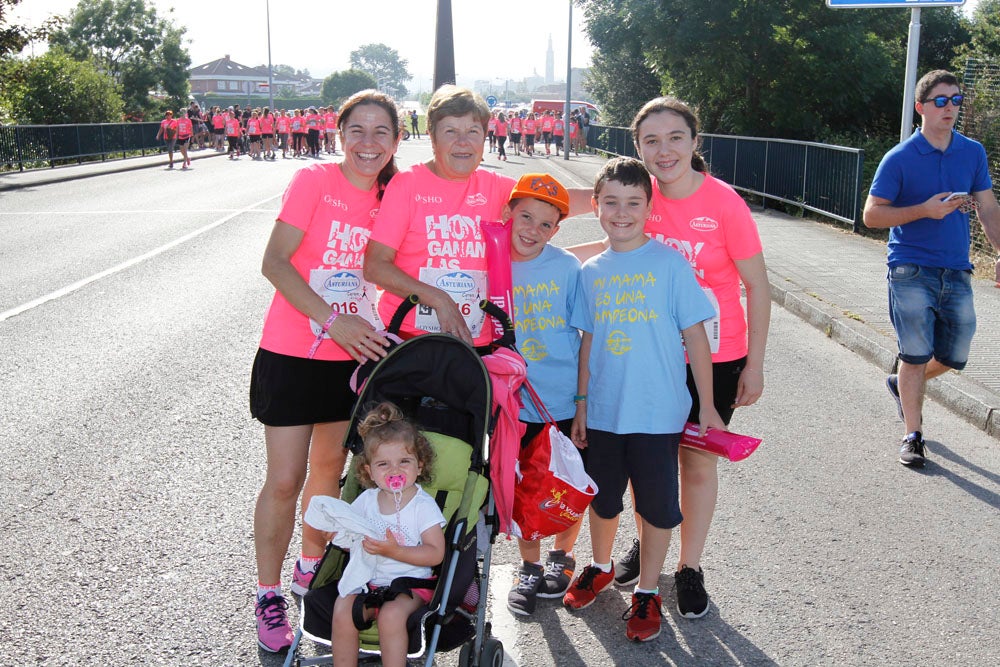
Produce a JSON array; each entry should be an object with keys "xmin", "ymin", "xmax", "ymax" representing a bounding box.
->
[
  {"xmin": 309, "ymin": 401, "xmax": 446, "ymax": 666},
  {"xmin": 286, "ymin": 299, "xmax": 513, "ymax": 667}
]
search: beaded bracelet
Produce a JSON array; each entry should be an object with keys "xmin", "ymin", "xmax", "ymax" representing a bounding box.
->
[{"xmin": 307, "ymin": 310, "xmax": 340, "ymax": 359}]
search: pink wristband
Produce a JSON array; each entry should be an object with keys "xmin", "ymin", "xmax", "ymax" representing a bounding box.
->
[{"xmin": 307, "ymin": 309, "xmax": 339, "ymax": 359}]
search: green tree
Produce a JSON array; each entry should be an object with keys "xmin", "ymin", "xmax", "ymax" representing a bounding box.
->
[
  {"xmin": 49, "ymin": 0, "xmax": 190, "ymax": 116},
  {"xmin": 322, "ymin": 69, "xmax": 377, "ymax": 107},
  {"xmin": 0, "ymin": 48, "xmax": 123, "ymax": 123},
  {"xmin": 349, "ymin": 43, "xmax": 410, "ymax": 100},
  {"xmin": 954, "ymin": 0, "xmax": 1000, "ymax": 66},
  {"xmin": 580, "ymin": 0, "xmax": 661, "ymax": 126},
  {"xmin": 0, "ymin": 0, "xmax": 64, "ymax": 58}
]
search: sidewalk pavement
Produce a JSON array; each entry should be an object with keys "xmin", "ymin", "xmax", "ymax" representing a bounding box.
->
[
  {"xmin": 5, "ymin": 150, "xmax": 999, "ymax": 439},
  {"xmin": 0, "ymin": 145, "xmax": 223, "ymax": 191},
  {"xmin": 551, "ymin": 154, "xmax": 1000, "ymax": 440}
]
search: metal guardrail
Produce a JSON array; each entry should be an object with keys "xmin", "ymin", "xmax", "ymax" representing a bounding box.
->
[
  {"xmin": 588, "ymin": 125, "xmax": 866, "ymax": 230},
  {"xmin": 0, "ymin": 122, "xmax": 165, "ymax": 172}
]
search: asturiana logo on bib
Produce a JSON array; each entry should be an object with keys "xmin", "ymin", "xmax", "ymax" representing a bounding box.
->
[
  {"xmin": 436, "ymin": 272, "xmax": 477, "ymax": 293},
  {"xmin": 689, "ymin": 216, "xmax": 718, "ymax": 232},
  {"xmin": 324, "ymin": 272, "xmax": 362, "ymax": 292},
  {"xmin": 415, "ymin": 193, "xmax": 443, "ymax": 204},
  {"xmin": 466, "ymin": 193, "xmax": 488, "ymax": 207}
]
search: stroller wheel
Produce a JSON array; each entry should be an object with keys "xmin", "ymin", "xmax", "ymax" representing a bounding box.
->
[
  {"xmin": 480, "ymin": 638, "xmax": 504, "ymax": 667},
  {"xmin": 459, "ymin": 637, "xmax": 504, "ymax": 667}
]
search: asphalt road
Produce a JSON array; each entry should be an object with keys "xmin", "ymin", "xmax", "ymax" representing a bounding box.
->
[{"xmin": 1, "ymin": 144, "xmax": 998, "ymax": 666}]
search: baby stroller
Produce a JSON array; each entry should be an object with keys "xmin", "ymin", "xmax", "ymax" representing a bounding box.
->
[{"xmin": 284, "ymin": 296, "xmax": 516, "ymax": 667}]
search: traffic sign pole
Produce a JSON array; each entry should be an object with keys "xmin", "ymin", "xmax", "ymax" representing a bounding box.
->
[{"xmin": 827, "ymin": 1, "xmax": 966, "ymax": 141}]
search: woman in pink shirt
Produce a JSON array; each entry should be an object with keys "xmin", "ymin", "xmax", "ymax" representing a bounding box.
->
[
  {"xmin": 275, "ymin": 110, "xmax": 290, "ymax": 159},
  {"xmin": 365, "ymin": 86, "xmax": 517, "ymax": 348},
  {"xmin": 175, "ymin": 109, "xmax": 193, "ymax": 170},
  {"xmin": 249, "ymin": 90, "xmax": 401, "ymax": 653},
  {"xmin": 260, "ymin": 107, "xmax": 276, "ymax": 160}
]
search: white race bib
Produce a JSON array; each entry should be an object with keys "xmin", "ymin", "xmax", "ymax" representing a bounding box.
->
[
  {"xmin": 702, "ymin": 287, "xmax": 721, "ymax": 354},
  {"xmin": 414, "ymin": 267, "xmax": 487, "ymax": 336},
  {"xmin": 308, "ymin": 268, "xmax": 384, "ymax": 336}
]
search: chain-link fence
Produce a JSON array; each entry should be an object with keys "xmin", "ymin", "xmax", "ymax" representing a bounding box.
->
[{"xmin": 960, "ymin": 58, "xmax": 1000, "ymax": 279}]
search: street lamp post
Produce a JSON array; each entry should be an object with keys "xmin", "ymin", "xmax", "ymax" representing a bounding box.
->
[
  {"xmin": 563, "ymin": 0, "xmax": 572, "ymax": 161},
  {"xmin": 266, "ymin": 0, "xmax": 274, "ymax": 111}
]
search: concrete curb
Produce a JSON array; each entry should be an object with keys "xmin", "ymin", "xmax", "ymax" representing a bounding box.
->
[
  {"xmin": 769, "ymin": 271, "xmax": 1000, "ymax": 438},
  {"xmin": 0, "ymin": 150, "xmax": 224, "ymax": 192}
]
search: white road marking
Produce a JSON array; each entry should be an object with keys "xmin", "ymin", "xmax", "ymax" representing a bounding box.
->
[
  {"xmin": 0, "ymin": 209, "xmax": 246, "ymax": 215},
  {"xmin": 489, "ymin": 563, "xmax": 521, "ymax": 666},
  {"xmin": 0, "ymin": 194, "xmax": 280, "ymax": 323}
]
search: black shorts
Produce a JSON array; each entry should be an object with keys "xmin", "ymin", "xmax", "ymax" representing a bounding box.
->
[
  {"xmin": 249, "ymin": 348, "xmax": 359, "ymax": 426},
  {"xmin": 685, "ymin": 356, "xmax": 746, "ymax": 425},
  {"xmin": 213, "ymin": 127, "xmax": 224, "ymax": 135},
  {"xmin": 585, "ymin": 430, "xmax": 682, "ymax": 529},
  {"xmin": 525, "ymin": 135, "xmax": 535, "ymax": 148},
  {"xmin": 511, "ymin": 132, "xmax": 521, "ymax": 143},
  {"xmin": 542, "ymin": 131, "xmax": 552, "ymax": 142},
  {"xmin": 249, "ymin": 134, "xmax": 261, "ymax": 141},
  {"xmin": 176, "ymin": 137, "xmax": 190, "ymax": 147},
  {"xmin": 554, "ymin": 135, "xmax": 563, "ymax": 147},
  {"xmin": 262, "ymin": 133, "xmax": 274, "ymax": 139}
]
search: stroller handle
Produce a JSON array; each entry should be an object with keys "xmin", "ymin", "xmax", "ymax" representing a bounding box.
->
[{"xmin": 386, "ymin": 295, "xmax": 516, "ymax": 348}]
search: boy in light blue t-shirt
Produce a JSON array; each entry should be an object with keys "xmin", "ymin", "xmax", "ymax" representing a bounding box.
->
[
  {"xmin": 564, "ymin": 157, "xmax": 725, "ymax": 643},
  {"xmin": 500, "ymin": 173, "xmax": 586, "ymax": 617}
]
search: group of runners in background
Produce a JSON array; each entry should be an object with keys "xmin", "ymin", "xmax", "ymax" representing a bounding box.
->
[
  {"xmin": 486, "ymin": 107, "xmax": 589, "ymax": 160},
  {"xmin": 157, "ymin": 103, "xmax": 343, "ymax": 165}
]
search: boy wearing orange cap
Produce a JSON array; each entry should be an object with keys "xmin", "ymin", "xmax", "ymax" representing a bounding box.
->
[{"xmin": 502, "ymin": 173, "xmax": 587, "ymax": 616}]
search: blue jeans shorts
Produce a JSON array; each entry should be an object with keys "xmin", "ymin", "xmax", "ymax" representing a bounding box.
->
[{"xmin": 887, "ymin": 264, "xmax": 976, "ymax": 369}]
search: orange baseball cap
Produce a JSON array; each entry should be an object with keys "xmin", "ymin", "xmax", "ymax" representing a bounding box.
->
[{"xmin": 508, "ymin": 173, "xmax": 570, "ymax": 219}]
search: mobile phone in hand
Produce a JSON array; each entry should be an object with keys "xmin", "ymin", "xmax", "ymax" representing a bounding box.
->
[{"xmin": 944, "ymin": 192, "xmax": 968, "ymax": 201}]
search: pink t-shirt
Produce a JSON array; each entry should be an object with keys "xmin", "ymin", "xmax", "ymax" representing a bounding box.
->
[
  {"xmin": 645, "ymin": 173, "xmax": 763, "ymax": 362},
  {"xmin": 275, "ymin": 116, "xmax": 290, "ymax": 134},
  {"xmin": 260, "ymin": 115, "xmax": 275, "ymax": 134},
  {"xmin": 369, "ymin": 163, "xmax": 516, "ymax": 345},
  {"xmin": 259, "ymin": 163, "xmax": 381, "ymax": 361},
  {"xmin": 324, "ymin": 112, "xmax": 338, "ymax": 130}
]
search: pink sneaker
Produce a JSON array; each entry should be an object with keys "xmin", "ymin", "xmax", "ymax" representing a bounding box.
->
[
  {"xmin": 255, "ymin": 591, "xmax": 293, "ymax": 652},
  {"xmin": 290, "ymin": 561, "xmax": 315, "ymax": 596}
]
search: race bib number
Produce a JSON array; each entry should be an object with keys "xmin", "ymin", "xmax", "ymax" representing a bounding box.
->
[
  {"xmin": 415, "ymin": 267, "xmax": 487, "ymax": 336},
  {"xmin": 702, "ymin": 287, "xmax": 721, "ymax": 354},
  {"xmin": 308, "ymin": 268, "xmax": 384, "ymax": 336}
]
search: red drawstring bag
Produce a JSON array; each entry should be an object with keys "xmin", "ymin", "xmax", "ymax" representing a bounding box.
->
[{"xmin": 511, "ymin": 382, "xmax": 598, "ymax": 541}]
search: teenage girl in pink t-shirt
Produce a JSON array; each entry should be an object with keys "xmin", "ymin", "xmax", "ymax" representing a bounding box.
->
[{"xmin": 249, "ymin": 91, "xmax": 402, "ymax": 653}]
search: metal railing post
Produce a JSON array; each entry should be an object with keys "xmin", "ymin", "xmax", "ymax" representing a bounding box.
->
[
  {"xmin": 853, "ymin": 150, "xmax": 865, "ymax": 233},
  {"xmin": 15, "ymin": 126, "xmax": 25, "ymax": 172},
  {"xmin": 802, "ymin": 145, "xmax": 809, "ymax": 216},
  {"xmin": 762, "ymin": 141, "xmax": 769, "ymax": 211}
]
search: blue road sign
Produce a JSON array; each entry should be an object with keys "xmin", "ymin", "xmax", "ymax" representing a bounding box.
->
[
  {"xmin": 486, "ymin": 96, "xmax": 498, "ymax": 108},
  {"xmin": 827, "ymin": 0, "xmax": 963, "ymax": 7}
]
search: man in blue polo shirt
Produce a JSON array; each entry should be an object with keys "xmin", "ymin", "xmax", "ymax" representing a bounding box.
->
[{"xmin": 864, "ymin": 69, "xmax": 1000, "ymax": 468}]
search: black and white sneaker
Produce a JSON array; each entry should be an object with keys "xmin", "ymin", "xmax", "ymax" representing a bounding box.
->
[
  {"xmin": 507, "ymin": 561, "xmax": 544, "ymax": 616},
  {"xmin": 674, "ymin": 566, "xmax": 710, "ymax": 618},
  {"xmin": 899, "ymin": 431, "xmax": 926, "ymax": 467},
  {"xmin": 537, "ymin": 550, "xmax": 576, "ymax": 598},
  {"xmin": 614, "ymin": 538, "xmax": 641, "ymax": 587}
]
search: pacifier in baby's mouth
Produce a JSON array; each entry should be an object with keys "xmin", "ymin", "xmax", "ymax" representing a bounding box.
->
[{"xmin": 386, "ymin": 474, "xmax": 406, "ymax": 492}]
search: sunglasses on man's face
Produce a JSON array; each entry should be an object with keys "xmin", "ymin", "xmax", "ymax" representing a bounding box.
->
[{"xmin": 925, "ymin": 94, "xmax": 964, "ymax": 108}]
